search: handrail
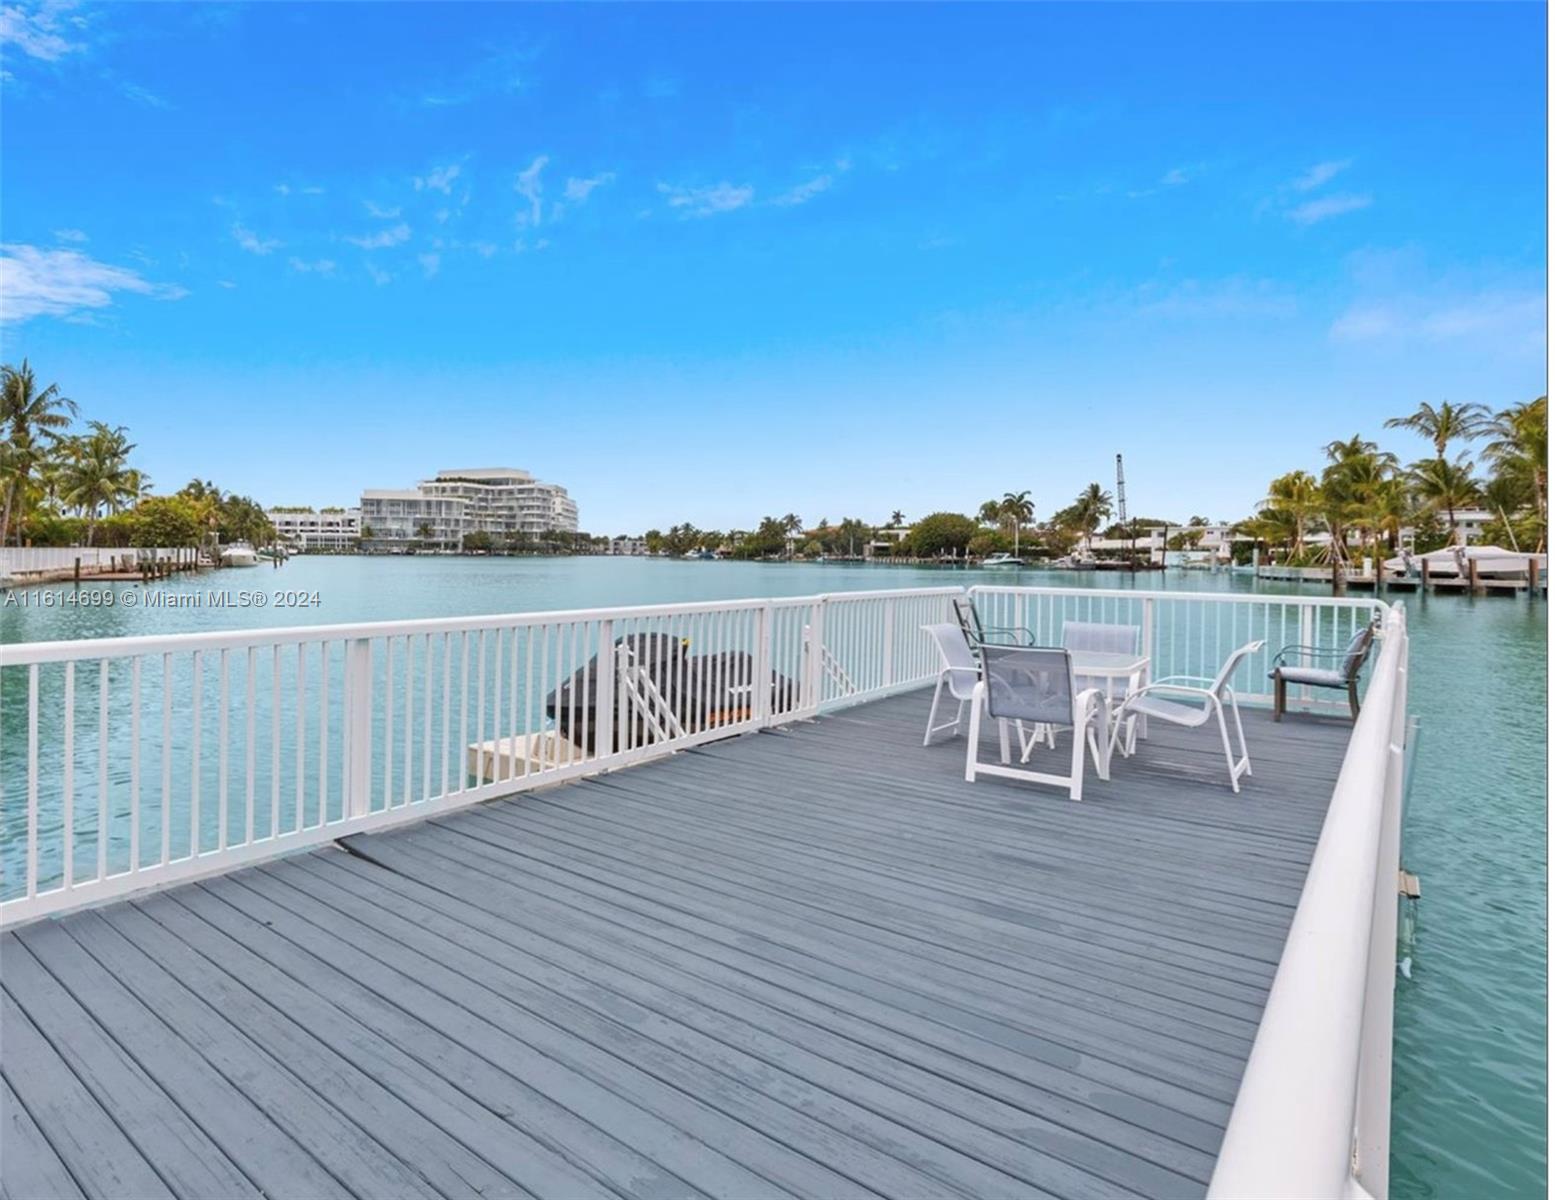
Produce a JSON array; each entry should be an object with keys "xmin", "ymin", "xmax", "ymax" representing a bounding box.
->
[
  {"xmin": 0, "ymin": 586, "xmax": 967, "ymax": 665},
  {"xmin": 0, "ymin": 583, "xmax": 1401, "ymax": 934},
  {"xmin": 1207, "ymin": 601, "xmax": 1409, "ymax": 1199}
]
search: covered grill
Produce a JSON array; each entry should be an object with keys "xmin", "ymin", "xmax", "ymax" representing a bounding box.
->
[{"xmin": 547, "ymin": 634, "xmax": 799, "ymax": 754}]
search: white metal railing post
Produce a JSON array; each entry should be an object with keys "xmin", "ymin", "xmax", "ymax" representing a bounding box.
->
[
  {"xmin": 343, "ymin": 638, "xmax": 373, "ymax": 819},
  {"xmin": 593, "ymin": 619, "xmax": 615, "ymax": 760},
  {"xmin": 752, "ymin": 604, "xmax": 773, "ymax": 725},
  {"xmin": 882, "ymin": 598, "xmax": 896, "ymax": 689}
]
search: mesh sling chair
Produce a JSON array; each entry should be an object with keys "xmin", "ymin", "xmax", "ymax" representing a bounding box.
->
[
  {"xmin": 921, "ymin": 623, "xmax": 981, "ymax": 744},
  {"xmin": 1269, "ymin": 620, "xmax": 1377, "ymax": 721},
  {"xmin": 965, "ymin": 644, "xmax": 1105, "ymax": 801},
  {"xmin": 1108, "ymin": 640, "xmax": 1266, "ymax": 793}
]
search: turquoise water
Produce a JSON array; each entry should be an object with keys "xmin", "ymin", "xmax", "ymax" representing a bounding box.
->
[{"xmin": 2, "ymin": 555, "xmax": 1546, "ymax": 1196}]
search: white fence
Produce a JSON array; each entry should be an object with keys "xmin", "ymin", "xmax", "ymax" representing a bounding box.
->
[
  {"xmin": 968, "ymin": 585, "xmax": 1387, "ymax": 711},
  {"xmin": 1208, "ymin": 601, "xmax": 1410, "ymax": 1199},
  {"xmin": 1, "ymin": 546, "xmax": 191, "ymax": 579},
  {"xmin": 0, "ymin": 587, "xmax": 960, "ymax": 924},
  {"xmin": 0, "ymin": 583, "xmax": 1396, "ymax": 931}
]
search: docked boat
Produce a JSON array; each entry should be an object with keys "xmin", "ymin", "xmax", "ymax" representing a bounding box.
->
[
  {"xmin": 1384, "ymin": 544, "xmax": 1544, "ymax": 580},
  {"xmin": 1055, "ymin": 550, "xmax": 1097, "ymax": 571},
  {"xmin": 220, "ymin": 542, "xmax": 260, "ymax": 568},
  {"xmin": 981, "ymin": 553, "xmax": 1025, "ymax": 568}
]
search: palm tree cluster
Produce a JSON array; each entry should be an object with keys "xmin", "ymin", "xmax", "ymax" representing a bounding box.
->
[
  {"xmin": 1247, "ymin": 397, "xmax": 1547, "ymax": 566},
  {"xmin": 2, "ymin": 360, "xmax": 275, "ymax": 550}
]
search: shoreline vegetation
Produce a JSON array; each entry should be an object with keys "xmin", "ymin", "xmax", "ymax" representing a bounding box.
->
[{"xmin": 6, "ymin": 361, "xmax": 1544, "ymax": 571}]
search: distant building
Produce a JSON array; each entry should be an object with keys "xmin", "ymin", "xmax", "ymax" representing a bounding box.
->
[
  {"xmin": 359, "ymin": 467, "xmax": 578, "ymax": 550},
  {"xmin": 266, "ymin": 507, "xmax": 361, "ymax": 551},
  {"xmin": 608, "ymin": 537, "xmax": 649, "ymax": 556}
]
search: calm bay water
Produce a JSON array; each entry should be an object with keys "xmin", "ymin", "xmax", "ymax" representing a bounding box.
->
[{"xmin": 2, "ymin": 554, "xmax": 1545, "ymax": 1196}]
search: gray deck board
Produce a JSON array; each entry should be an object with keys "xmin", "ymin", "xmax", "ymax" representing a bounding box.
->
[{"xmin": 0, "ymin": 688, "xmax": 1351, "ymax": 1199}]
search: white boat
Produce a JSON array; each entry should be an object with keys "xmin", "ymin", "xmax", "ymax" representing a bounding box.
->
[
  {"xmin": 220, "ymin": 543, "xmax": 260, "ymax": 568},
  {"xmin": 981, "ymin": 553, "xmax": 1025, "ymax": 568},
  {"xmin": 1385, "ymin": 545, "xmax": 1544, "ymax": 580},
  {"xmin": 1056, "ymin": 550, "xmax": 1097, "ymax": 571}
]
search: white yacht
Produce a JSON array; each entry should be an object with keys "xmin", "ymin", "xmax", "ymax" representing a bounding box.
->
[
  {"xmin": 220, "ymin": 543, "xmax": 261, "ymax": 568},
  {"xmin": 981, "ymin": 553, "xmax": 1025, "ymax": 568}
]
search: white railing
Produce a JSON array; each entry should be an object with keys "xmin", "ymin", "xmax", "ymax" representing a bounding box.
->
[
  {"xmin": 0, "ymin": 583, "xmax": 1396, "ymax": 931},
  {"xmin": 969, "ymin": 585, "xmax": 1387, "ymax": 712},
  {"xmin": 0, "ymin": 586, "xmax": 961, "ymax": 925},
  {"xmin": 1, "ymin": 546, "xmax": 192, "ymax": 578},
  {"xmin": 1208, "ymin": 601, "xmax": 1410, "ymax": 1200}
]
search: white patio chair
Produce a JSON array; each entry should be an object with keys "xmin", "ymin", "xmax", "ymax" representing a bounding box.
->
[
  {"xmin": 1063, "ymin": 619, "xmax": 1145, "ymax": 746},
  {"xmin": 921, "ymin": 623, "xmax": 981, "ymax": 744},
  {"xmin": 1107, "ymin": 640, "xmax": 1266, "ymax": 793},
  {"xmin": 965, "ymin": 644, "xmax": 1104, "ymax": 800}
]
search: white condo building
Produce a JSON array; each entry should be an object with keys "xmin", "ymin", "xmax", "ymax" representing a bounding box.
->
[
  {"xmin": 266, "ymin": 508, "xmax": 361, "ymax": 551},
  {"xmin": 359, "ymin": 467, "xmax": 579, "ymax": 550}
]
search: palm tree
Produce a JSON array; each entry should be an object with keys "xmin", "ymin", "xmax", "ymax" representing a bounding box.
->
[
  {"xmin": 976, "ymin": 499, "xmax": 1002, "ymax": 527},
  {"xmin": 57, "ymin": 422, "xmax": 140, "ymax": 546},
  {"xmin": 1318, "ymin": 438, "xmax": 1398, "ymax": 566},
  {"xmin": 781, "ymin": 513, "xmax": 802, "ymax": 559},
  {"xmin": 1385, "ymin": 400, "xmax": 1490, "ymax": 466},
  {"xmin": 1409, "ymin": 455, "xmax": 1481, "ymax": 546},
  {"xmin": 889, "ymin": 510, "xmax": 905, "ymax": 527},
  {"xmin": 1482, "ymin": 396, "xmax": 1547, "ymax": 550},
  {"xmin": 1, "ymin": 360, "xmax": 78, "ymax": 547},
  {"xmin": 1071, "ymin": 483, "xmax": 1113, "ymax": 554},
  {"xmin": 1262, "ymin": 471, "xmax": 1320, "ymax": 563},
  {"xmin": 1000, "ymin": 490, "xmax": 1034, "ymax": 558},
  {"xmin": 1482, "ymin": 474, "xmax": 1529, "ymax": 552}
]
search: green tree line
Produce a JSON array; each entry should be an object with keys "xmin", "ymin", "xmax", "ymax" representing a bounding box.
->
[{"xmin": 2, "ymin": 361, "xmax": 276, "ymax": 550}]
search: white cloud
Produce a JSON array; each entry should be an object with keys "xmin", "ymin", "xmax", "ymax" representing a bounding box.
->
[
  {"xmin": 1160, "ymin": 166, "xmax": 1190, "ymax": 186},
  {"xmin": 659, "ymin": 181, "xmax": 754, "ymax": 218},
  {"xmin": 417, "ymin": 252, "xmax": 440, "ymax": 278},
  {"xmin": 1124, "ymin": 276, "xmax": 1297, "ymax": 320},
  {"xmin": 344, "ymin": 222, "xmax": 411, "ymax": 250},
  {"xmin": 1288, "ymin": 193, "xmax": 1372, "ymax": 225},
  {"xmin": 563, "ymin": 171, "xmax": 615, "ymax": 203},
  {"xmin": 0, "ymin": 243, "xmax": 185, "ymax": 322},
  {"xmin": 364, "ymin": 201, "xmax": 401, "ymax": 219},
  {"xmin": 217, "ymin": 280, "xmax": 237, "ymax": 289},
  {"xmin": 515, "ymin": 154, "xmax": 548, "ymax": 226},
  {"xmin": 471, "ymin": 241, "xmax": 498, "ymax": 258},
  {"xmin": 773, "ymin": 174, "xmax": 833, "ymax": 207},
  {"xmin": 1293, "ymin": 159, "xmax": 1352, "ymax": 191},
  {"xmin": 415, "ymin": 163, "xmax": 462, "ymax": 194},
  {"xmin": 232, "ymin": 222, "xmax": 280, "ymax": 254},
  {"xmin": 1331, "ymin": 291, "xmax": 1544, "ymax": 349},
  {"xmin": 287, "ymin": 256, "xmax": 336, "ymax": 275},
  {"xmin": 0, "ymin": 1, "xmax": 82, "ymax": 61},
  {"xmin": 120, "ymin": 82, "xmax": 170, "ymax": 109},
  {"xmin": 365, "ymin": 263, "xmax": 392, "ymax": 286},
  {"xmin": 53, "ymin": 228, "xmax": 87, "ymax": 243}
]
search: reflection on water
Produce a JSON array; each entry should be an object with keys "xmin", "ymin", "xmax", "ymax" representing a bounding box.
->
[{"xmin": 2, "ymin": 555, "xmax": 1546, "ymax": 1195}]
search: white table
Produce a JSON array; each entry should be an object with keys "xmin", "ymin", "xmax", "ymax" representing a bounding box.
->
[{"xmin": 1012, "ymin": 649, "xmax": 1150, "ymax": 779}]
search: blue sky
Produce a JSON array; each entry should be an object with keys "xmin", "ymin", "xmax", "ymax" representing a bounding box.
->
[{"xmin": 1, "ymin": 2, "xmax": 1545, "ymax": 533}]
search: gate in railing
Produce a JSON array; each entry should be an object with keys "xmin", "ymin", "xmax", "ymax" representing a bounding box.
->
[{"xmin": 1, "ymin": 583, "xmax": 1388, "ymax": 927}]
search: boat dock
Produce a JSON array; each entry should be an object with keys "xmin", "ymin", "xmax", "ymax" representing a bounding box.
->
[{"xmin": 0, "ymin": 585, "xmax": 1411, "ymax": 1199}]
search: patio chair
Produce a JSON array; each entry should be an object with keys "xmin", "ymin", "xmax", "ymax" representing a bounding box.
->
[
  {"xmin": 952, "ymin": 596, "xmax": 1034, "ymax": 651},
  {"xmin": 1063, "ymin": 619, "xmax": 1146, "ymax": 751},
  {"xmin": 1269, "ymin": 621, "xmax": 1377, "ymax": 720},
  {"xmin": 1107, "ymin": 640, "xmax": 1266, "ymax": 793},
  {"xmin": 965, "ymin": 644, "xmax": 1104, "ymax": 800},
  {"xmin": 921, "ymin": 623, "xmax": 981, "ymax": 744}
]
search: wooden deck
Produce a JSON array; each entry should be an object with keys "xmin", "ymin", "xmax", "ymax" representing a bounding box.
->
[{"xmin": 1, "ymin": 689, "xmax": 1352, "ymax": 1200}]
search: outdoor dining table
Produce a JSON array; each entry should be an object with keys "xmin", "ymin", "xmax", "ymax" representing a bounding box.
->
[{"xmin": 1011, "ymin": 648, "xmax": 1150, "ymax": 780}]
